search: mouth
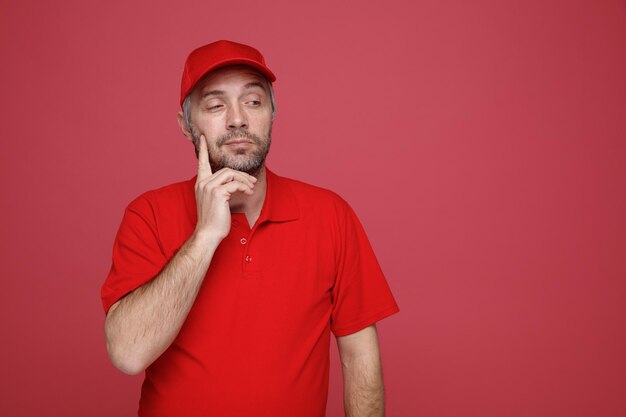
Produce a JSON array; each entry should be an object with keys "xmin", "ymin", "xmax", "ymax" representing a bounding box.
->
[
  {"xmin": 223, "ymin": 139, "xmax": 254, "ymax": 150},
  {"xmin": 224, "ymin": 139, "xmax": 253, "ymax": 145},
  {"xmin": 224, "ymin": 136, "xmax": 255, "ymax": 145}
]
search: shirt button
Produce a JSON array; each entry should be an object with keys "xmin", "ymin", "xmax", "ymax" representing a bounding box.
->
[
  {"xmin": 240, "ymin": 238, "xmax": 247, "ymax": 245},
  {"xmin": 245, "ymin": 255, "xmax": 253, "ymax": 263}
]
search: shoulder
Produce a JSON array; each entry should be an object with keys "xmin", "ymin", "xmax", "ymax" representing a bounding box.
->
[
  {"xmin": 271, "ymin": 170, "xmax": 352, "ymax": 213},
  {"xmin": 268, "ymin": 170, "xmax": 359, "ymax": 235}
]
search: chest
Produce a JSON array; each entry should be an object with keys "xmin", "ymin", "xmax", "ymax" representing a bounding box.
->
[{"xmin": 162, "ymin": 213, "xmax": 338, "ymax": 317}]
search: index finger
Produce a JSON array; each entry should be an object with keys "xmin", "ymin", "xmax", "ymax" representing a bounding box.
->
[{"xmin": 198, "ymin": 134, "xmax": 212, "ymax": 177}]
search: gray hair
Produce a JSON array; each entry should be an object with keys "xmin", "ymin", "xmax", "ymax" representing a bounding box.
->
[{"xmin": 182, "ymin": 81, "xmax": 276, "ymax": 132}]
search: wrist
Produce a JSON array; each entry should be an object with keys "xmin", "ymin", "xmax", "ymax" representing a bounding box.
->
[{"xmin": 190, "ymin": 229, "xmax": 223, "ymax": 249}]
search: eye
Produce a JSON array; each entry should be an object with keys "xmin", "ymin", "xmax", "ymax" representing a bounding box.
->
[
  {"xmin": 208, "ymin": 104, "xmax": 223, "ymax": 110},
  {"xmin": 247, "ymin": 100, "xmax": 261, "ymax": 106}
]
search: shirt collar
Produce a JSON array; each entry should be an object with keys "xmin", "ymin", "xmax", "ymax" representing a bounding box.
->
[
  {"xmin": 187, "ymin": 165, "xmax": 299, "ymax": 224},
  {"xmin": 259, "ymin": 166, "xmax": 300, "ymax": 223}
]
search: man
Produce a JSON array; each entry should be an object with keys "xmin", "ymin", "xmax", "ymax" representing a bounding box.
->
[{"xmin": 102, "ymin": 40, "xmax": 400, "ymax": 417}]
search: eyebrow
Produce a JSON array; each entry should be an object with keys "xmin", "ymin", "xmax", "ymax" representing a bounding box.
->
[
  {"xmin": 200, "ymin": 82, "xmax": 267, "ymax": 100},
  {"xmin": 243, "ymin": 82, "xmax": 267, "ymax": 92},
  {"xmin": 201, "ymin": 89, "xmax": 225, "ymax": 99}
]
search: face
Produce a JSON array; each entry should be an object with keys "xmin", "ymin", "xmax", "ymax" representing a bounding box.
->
[{"xmin": 180, "ymin": 65, "xmax": 274, "ymax": 176}]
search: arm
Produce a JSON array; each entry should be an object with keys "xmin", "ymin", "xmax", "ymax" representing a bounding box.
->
[
  {"xmin": 336, "ymin": 324, "xmax": 386, "ymax": 417},
  {"xmin": 104, "ymin": 134, "xmax": 257, "ymax": 375},
  {"xmin": 104, "ymin": 231, "xmax": 220, "ymax": 375}
]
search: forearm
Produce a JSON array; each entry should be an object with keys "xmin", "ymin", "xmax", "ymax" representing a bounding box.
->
[
  {"xmin": 104, "ymin": 231, "xmax": 220, "ymax": 374},
  {"xmin": 342, "ymin": 353, "xmax": 385, "ymax": 417}
]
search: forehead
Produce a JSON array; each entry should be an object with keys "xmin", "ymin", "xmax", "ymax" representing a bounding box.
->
[{"xmin": 193, "ymin": 65, "xmax": 269, "ymax": 96}]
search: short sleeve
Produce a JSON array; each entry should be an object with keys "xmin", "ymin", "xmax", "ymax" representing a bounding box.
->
[
  {"xmin": 330, "ymin": 200, "xmax": 400, "ymax": 337},
  {"xmin": 100, "ymin": 195, "xmax": 168, "ymax": 315}
]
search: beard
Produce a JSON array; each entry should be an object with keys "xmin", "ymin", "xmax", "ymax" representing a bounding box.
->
[{"xmin": 190, "ymin": 124, "xmax": 272, "ymax": 177}]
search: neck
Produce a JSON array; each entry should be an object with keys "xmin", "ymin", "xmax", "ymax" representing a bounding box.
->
[{"xmin": 229, "ymin": 165, "xmax": 268, "ymax": 227}]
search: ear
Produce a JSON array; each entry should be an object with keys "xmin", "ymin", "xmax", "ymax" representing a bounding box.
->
[{"xmin": 177, "ymin": 111, "xmax": 193, "ymax": 142}]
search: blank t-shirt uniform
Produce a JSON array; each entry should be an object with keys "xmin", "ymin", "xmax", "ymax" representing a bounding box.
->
[{"xmin": 101, "ymin": 167, "xmax": 400, "ymax": 417}]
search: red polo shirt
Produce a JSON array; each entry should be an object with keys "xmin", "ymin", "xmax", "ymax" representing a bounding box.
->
[{"xmin": 101, "ymin": 167, "xmax": 399, "ymax": 417}]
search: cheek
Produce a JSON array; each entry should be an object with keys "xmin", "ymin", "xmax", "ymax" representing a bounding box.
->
[
  {"xmin": 251, "ymin": 113, "xmax": 273, "ymax": 130},
  {"xmin": 194, "ymin": 110, "xmax": 223, "ymax": 128}
]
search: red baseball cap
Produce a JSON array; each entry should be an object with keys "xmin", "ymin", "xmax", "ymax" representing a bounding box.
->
[{"xmin": 179, "ymin": 40, "xmax": 276, "ymax": 106}]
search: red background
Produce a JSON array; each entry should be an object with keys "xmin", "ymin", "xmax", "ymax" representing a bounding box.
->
[{"xmin": 1, "ymin": 1, "xmax": 625, "ymax": 416}]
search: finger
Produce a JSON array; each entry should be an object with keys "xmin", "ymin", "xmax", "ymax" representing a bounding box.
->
[
  {"xmin": 198, "ymin": 135, "xmax": 212, "ymax": 177},
  {"xmin": 210, "ymin": 168, "xmax": 256, "ymax": 188},
  {"xmin": 214, "ymin": 167, "xmax": 257, "ymax": 183},
  {"xmin": 218, "ymin": 180, "xmax": 254, "ymax": 198},
  {"xmin": 197, "ymin": 174, "xmax": 253, "ymax": 193},
  {"xmin": 196, "ymin": 171, "xmax": 254, "ymax": 191}
]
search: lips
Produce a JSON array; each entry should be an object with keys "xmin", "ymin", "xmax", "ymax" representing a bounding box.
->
[{"xmin": 224, "ymin": 138, "xmax": 254, "ymax": 145}]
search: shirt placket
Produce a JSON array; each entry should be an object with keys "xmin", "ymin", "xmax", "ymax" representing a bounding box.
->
[{"xmin": 231, "ymin": 213, "xmax": 261, "ymax": 280}]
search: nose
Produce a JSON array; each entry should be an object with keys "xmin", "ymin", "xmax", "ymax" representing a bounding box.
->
[{"xmin": 226, "ymin": 103, "xmax": 248, "ymax": 130}]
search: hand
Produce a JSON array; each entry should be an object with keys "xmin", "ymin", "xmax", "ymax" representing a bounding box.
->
[{"xmin": 193, "ymin": 134, "xmax": 257, "ymax": 242}]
